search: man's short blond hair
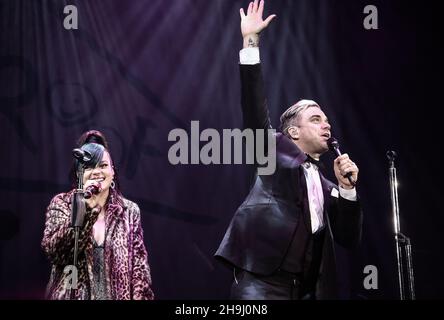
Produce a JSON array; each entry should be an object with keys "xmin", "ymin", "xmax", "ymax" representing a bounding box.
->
[{"xmin": 279, "ymin": 99, "xmax": 321, "ymax": 136}]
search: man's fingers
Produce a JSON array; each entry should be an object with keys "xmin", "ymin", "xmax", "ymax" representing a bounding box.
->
[
  {"xmin": 340, "ymin": 166, "xmax": 352, "ymax": 176},
  {"xmin": 258, "ymin": 0, "xmax": 264, "ymax": 15},
  {"xmin": 340, "ymin": 163, "xmax": 358, "ymax": 176},
  {"xmin": 335, "ymin": 154, "xmax": 350, "ymax": 166},
  {"xmin": 340, "ymin": 168, "xmax": 352, "ymax": 177},
  {"xmin": 240, "ymin": 8, "xmax": 246, "ymax": 19},
  {"xmin": 263, "ymin": 14, "xmax": 276, "ymax": 27},
  {"xmin": 339, "ymin": 162, "xmax": 355, "ymax": 171},
  {"xmin": 253, "ymin": 0, "xmax": 259, "ymax": 13},
  {"xmin": 248, "ymin": 2, "xmax": 253, "ymax": 14}
]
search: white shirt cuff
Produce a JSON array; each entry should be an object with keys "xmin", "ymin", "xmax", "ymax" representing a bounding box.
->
[
  {"xmin": 239, "ymin": 47, "xmax": 260, "ymax": 65},
  {"xmin": 339, "ymin": 186, "xmax": 357, "ymax": 201}
]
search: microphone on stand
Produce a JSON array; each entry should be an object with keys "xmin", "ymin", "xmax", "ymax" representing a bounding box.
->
[
  {"xmin": 327, "ymin": 137, "xmax": 356, "ymax": 186},
  {"xmin": 69, "ymin": 146, "xmax": 98, "ymax": 299},
  {"xmin": 387, "ymin": 150, "xmax": 397, "ymax": 168},
  {"xmin": 73, "ymin": 148, "xmax": 92, "ymax": 164}
]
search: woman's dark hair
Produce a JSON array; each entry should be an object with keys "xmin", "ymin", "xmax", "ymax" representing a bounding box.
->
[
  {"xmin": 77, "ymin": 143, "xmax": 105, "ymax": 170},
  {"xmin": 69, "ymin": 130, "xmax": 121, "ymax": 194}
]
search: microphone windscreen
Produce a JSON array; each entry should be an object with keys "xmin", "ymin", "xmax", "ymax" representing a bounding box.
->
[
  {"xmin": 72, "ymin": 148, "xmax": 92, "ymax": 162},
  {"xmin": 327, "ymin": 137, "xmax": 339, "ymax": 151},
  {"xmin": 72, "ymin": 148, "xmax": 84, "ymax": 160}
]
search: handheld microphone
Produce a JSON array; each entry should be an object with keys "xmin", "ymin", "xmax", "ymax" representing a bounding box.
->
[
  {"xmin": 84, "ymin": 183, "xmax": 102, "ymax": 199},
  {"xmin": 327, "ymin": 137, "xmax": 356, "ymax": 186}
]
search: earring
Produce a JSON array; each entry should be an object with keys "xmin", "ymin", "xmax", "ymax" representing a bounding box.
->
[{"xmin": 110, "ymin": 180, "xmax": 115, "ymax": 189}]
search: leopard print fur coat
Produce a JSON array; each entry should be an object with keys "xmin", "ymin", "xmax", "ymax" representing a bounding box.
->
[{"xmin": 41, "ymin": 188, "xmax": 154, "ymax": 300}]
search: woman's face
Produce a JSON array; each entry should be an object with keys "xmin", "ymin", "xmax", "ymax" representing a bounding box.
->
[{"xmin": 82, "ymin": 150, "xmax": 115, "ymax": 191}]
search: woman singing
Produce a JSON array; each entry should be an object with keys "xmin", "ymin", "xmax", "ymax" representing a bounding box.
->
[{"xmin": 41, "ymin": 130, "xmax": 154, "ymax": 300}]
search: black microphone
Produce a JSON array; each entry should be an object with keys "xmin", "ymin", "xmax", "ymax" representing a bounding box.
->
[
  {"xmin": 327, "ymin": 137, "xmax": 356, "ymax": 186},
  {"xmin": 84, "ymin": 182, "xmax": 102, "ymax": 199},
  {"xmin": 73, "ymin": 148, "xmax": 92, "ymax": 164}
]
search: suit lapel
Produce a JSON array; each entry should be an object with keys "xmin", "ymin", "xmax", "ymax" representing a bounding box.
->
[
  {"xmin": 320, "ymin": 174, "xmax": 337, "ymax": 211},
  {"xmin": 296, "ymin": 166, "xmax": 312, "ymax": 232}
]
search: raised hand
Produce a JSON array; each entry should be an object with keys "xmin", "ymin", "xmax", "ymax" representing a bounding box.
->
[{"xmin": 240, "ymin": 0, "xmax": 276, "ymax": 48}]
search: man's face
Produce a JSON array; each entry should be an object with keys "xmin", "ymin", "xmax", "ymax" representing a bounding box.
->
[{"xmin": 290, "ymin": 106, "xmax": 331, "ymax": 156}]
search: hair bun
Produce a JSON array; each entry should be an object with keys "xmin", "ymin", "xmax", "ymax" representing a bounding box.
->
[{"xmin": 77, "ymin": 130, "xmax": 109, "ymax": 149}]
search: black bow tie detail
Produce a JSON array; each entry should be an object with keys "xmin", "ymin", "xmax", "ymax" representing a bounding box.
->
[{"xmin": 304, "ymin": 154, "xmax": 325, "ymax": 170}]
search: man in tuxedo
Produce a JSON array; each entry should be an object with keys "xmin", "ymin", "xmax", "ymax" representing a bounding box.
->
[{"xmin": 215, "ymin": 0, "xmax": 363, "ymax": 300}]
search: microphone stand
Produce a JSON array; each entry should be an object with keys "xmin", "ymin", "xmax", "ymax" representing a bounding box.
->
[
  {"xmin": 69, "ymin": 165, "xmax": 87, "ymax": 300},
  {"xmin": 387, "ymin": 151, "xmax": 415, "ymax": 300}
]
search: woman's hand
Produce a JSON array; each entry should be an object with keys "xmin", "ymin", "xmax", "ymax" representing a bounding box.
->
[{"xmin": 83, "ymin": 180, "xmax": 101, "ymax": 210}]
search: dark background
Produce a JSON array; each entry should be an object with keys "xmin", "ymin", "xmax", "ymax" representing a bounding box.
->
[{"xmin": 0, "ymin": 0, "xmax": 442, "ymax": 299}]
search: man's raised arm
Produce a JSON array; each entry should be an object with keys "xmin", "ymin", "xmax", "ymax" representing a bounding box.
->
[{"xmin": 238, "ymin": 0, "xmax": 276, "ymax": 131}]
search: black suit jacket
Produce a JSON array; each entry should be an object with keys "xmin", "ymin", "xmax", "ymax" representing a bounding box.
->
[{"xmin": 215, "ymin": 64, "xmax": 363, "ymax": 299}]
